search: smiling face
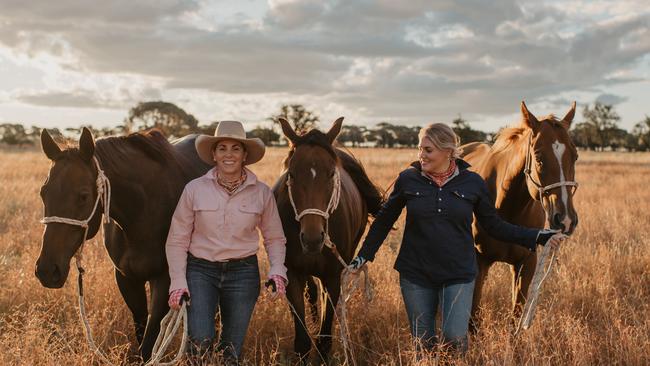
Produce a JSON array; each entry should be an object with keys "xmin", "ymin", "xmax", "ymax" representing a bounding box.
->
[
  {"xmin": 212, "ymin": 139, "xmax": 247, "ymax": 177},
  {"xmin": 418, "ymin": 136, "xmax": 453, "ymax": 174}
]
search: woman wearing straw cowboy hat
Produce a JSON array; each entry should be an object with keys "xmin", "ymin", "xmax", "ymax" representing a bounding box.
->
[{"xmin": 165, "ymin": 120, "xmax": 287, "ymax": 364}]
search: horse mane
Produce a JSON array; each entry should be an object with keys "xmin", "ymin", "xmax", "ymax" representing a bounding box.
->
[
  {"xmin": 491, "ymin": 114, "xmax": 567, "ymax": 155},
  {"xmin": 282, "ymin": 129, "xmax": 385, "ymax": 216},
  {"xmin": 94, "ymin": 129, "xmax": 197, "ymax": 182}
]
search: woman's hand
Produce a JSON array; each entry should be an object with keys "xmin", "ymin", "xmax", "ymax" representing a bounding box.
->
[
  {"xmin": 536, "ymin": 229, "xmax": 568, "ymax": 250},
  {"xmin": 265, "ymin": 275, "xmax": 287, "ymax": 300},
  {"xmin": 346, "ymin": 255, "xmax": 367, "ymax": 274},
  {"xmin": 168, "ymin": 288, "xmax": 190, "ymax": 310}
]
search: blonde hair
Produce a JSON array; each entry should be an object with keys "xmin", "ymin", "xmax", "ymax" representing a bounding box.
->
[{"xmin": 418, "ymin": 123, "xmax": 463, "ymax": 159}]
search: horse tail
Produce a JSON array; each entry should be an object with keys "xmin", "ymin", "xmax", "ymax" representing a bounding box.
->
[{"xmin": 335, "ymin": 147, "xmax": 385, "ymax": 216}]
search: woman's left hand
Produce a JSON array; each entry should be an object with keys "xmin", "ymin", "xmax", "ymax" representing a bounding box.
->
[
  {"xmin": 544, "ymin": 232, "xmax": 568, "ymax": 250},
  {"xmin": 265, "ymin": 274, "xmax": 287, "ymax": 300}
]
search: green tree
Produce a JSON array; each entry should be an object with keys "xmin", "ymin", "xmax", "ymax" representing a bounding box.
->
[
  {"xmin": 451, "ymin": 114, "xmax": 487, "ymax": 144},
  {"xmin": 338, "ymin": 125, "xmax": 366, "ymax": 147},
  {"xmin": 248, "ymin": 126, "xmax": 280, "ymax": 146},
  {"xmin": 0, "ymin": 123, "xmax": 31, "ymax": 145},
  {"xmin": 125, "ymin": 101, "xmax": 199, "ymax": 138},
  {"xmin": 632, "ymin": 115, "xmax": 650, "ymax": 151},
  {"xmin": 581, "ymin": 102, "xmax": 621, "ymax": 150},
  {"xmin": 372, "ymin": 122, "xmax": 397, "ymax": 148},
  {"xmin": 268, "ymin": 104, "xmax": 319, "ymax": 134}
]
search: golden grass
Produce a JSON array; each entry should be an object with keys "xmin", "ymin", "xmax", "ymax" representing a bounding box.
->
[{"xmin": 0, "ymin": 147, "xmax": 648, "ymax": 365}]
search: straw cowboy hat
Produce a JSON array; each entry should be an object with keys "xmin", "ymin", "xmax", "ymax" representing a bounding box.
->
[{"xmin": 195, "ymin": 121, "xmax": 265, "ymax": 166}]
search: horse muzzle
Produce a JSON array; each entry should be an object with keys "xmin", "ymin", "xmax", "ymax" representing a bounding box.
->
[
  {"xmin": 35, "ymin": 259, "xmax": 69, "ymax": 288},
  {"xmin": 300, "ymin": 231, "xmax": 325, "ymax": 255},
  {"xmin": 550, "ymin": 212, "xmax": 578, "ymax": 235}
]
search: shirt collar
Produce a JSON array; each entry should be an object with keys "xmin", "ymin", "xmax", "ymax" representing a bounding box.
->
[{"xmin": 202, "ymin": 166, "xmax": 258, "ymax": 188}]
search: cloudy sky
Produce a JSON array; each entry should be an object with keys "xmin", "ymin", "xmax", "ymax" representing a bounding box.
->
[{"xmin": 0, "ymin": 0, "xmax": 648, "ymax": 132}]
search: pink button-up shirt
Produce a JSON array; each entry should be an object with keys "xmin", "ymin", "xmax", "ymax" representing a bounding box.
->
[{"xmin": 165, "ymin": 167, "xmax": 287, "ymax": 292}]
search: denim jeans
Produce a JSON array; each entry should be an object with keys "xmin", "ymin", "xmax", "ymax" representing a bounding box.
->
[
  {"xmin": 186, "ymin": 254, "xmax": 260, "ymax": 363},
  {"xmin": 400, "ymin": 275, "xmax": 475, "ymax": 353}
]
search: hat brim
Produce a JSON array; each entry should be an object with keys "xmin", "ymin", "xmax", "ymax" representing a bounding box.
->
[{"xmin": 195, "ymin": 135, "xmax": 265, "ymax": 166}]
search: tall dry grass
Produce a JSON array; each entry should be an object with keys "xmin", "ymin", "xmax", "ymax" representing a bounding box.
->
[{"xmin": 0, "ymin": 147, "xmax": 648, "ymax": 365}]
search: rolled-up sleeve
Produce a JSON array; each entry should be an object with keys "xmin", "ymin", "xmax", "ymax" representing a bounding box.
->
[
  {"xmin": 165, "ymin": 185, "xmax": 195, "ymax": 292},
  {"xmin": 259, "ymin": 188, "xmax": 287, "ymax": 281}
]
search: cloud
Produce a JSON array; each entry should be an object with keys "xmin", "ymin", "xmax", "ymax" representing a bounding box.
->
[
  {"xmin": 0, "ymin": 0, "xmax": 648, "ymax": 129},
  {"xmin": 595, "ymin": 93, "xmax": 629, "ymax": 105}
]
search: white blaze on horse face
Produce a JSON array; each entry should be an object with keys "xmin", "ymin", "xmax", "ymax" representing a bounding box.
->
[
  {"xmin": 311, "ymin": 168, "xmax": 317, "ymax": 179},
  {"xmin": 552, "ymin": 140, "xmax": 572, "ymax": 230}
]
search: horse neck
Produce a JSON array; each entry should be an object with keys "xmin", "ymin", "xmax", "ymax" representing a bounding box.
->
[
  {"xmin": 483, "ymin": 137, "xmax": 535, "ymax": 213},
  {"xmin": 96, "ymin": 151, "xmax": 183, "ymax": 236}
]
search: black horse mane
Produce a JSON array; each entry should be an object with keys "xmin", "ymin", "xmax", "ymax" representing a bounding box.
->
[
  {"xmin": 283, "ymin": 129, "xmax": 384, "ymax": 216},
  {"xmin": 93, "ymin": 129, "xmax": 197, "ymax": 182}
]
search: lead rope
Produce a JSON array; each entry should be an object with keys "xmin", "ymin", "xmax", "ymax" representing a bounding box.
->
[
  {"xmin": 41, "ymin": 157, "xmax": 115, "ymax": 364},
  {"xmin": 144, "ymin": 302, "xmax": 188, "ymax": 366},
  {"xmin": 286, "ymin": 169, "xmax": 373, "ymax": 366},
  {"xmin": 515, "ymin": 137, "xmax": 576, "ymax": 335}
]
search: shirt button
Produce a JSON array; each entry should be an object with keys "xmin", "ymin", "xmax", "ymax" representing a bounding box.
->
[
  {"xmin": 439, "ymin": 188, "xmax": 442, "ymax": 191},
  {"xmin": 438, "ymin": 198, "xmax": 442, "ymax": 201},
  {"xmin": 437, "ymin": 208, "xmax": 442, "ymax": 212}
]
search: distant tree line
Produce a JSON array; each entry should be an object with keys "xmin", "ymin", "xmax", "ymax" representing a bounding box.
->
[{"xmin": 2, "ymin": 100, "xmax": 649, "ymax": 151}]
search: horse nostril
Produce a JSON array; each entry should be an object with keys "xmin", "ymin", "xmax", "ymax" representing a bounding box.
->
[
  {"xmin": 553, "ymin": 213, "xmax": 563, "ymax": 228},
  {"xmin": 51, "ymin": 265, "xmax": 61, "ymax": 283}
]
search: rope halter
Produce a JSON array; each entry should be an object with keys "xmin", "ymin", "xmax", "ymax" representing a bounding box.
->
[
  {"xmin": 285, "ymin": 167, "xmax": 345, "ymax": 264},
  {"xmin": 286, "ymin": 167, "xmax": 341, "ymax": 222},
  {"xmin": 40, "ymin": 156, "xmax": 112, "ymax": 264},
  {"xmin": 523, "ymin": 133, "xmax": 579, "ymax": 218}
]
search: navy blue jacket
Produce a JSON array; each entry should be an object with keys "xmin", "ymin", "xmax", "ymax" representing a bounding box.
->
[{"xmin": 358, "ymin": 159, "xmax": 539, "ymax": 287}]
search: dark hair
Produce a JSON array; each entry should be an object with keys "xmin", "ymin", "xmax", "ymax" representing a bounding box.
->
[{"xmin": 210, "ymin": 139, "xmax": 246, "ymax": 153}]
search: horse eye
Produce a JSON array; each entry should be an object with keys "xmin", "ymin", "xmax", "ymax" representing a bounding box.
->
[{"xmin": 79, "ymin": 192, "xmax": 90, "ymax": 203}]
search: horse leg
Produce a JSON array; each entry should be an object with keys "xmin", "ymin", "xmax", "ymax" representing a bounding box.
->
[
  {"xmin": 317, "ymin": 275, "xmax": 341, "ymax": 362},
  {"xmin": 139, "ymin": 274, "xmax": 171, "ymax": 362},
  {"xmin": 114, "ymin": 269, "xmax": 148, "ymax": 346},
  {"xmin": 470, "ymin": 255, "xmax": 492, "ymax": 334},
  {"xmin": 511, "ymin": 253, "xmax": 537, "ymax": 323},
  {"xmin": 287, "ymin": 271, "xmax": 311, "ymax": 362}
]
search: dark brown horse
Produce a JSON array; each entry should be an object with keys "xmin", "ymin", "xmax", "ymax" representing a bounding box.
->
[
  {"xmin": 273, "ymin": 118, "xmax": 383, "ymax": 361},
  {"xmin": 461, "ymin": 101, "xmax": 579, "ymax": 330},
  {"xmin": 35, "ymin": 127, "xmax": 210, "ymax": 360}
]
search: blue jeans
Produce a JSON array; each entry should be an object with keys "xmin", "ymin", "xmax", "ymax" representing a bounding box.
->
[
  {"xmin": 400, "ymin": 275, "xmax": 475, "ymax": 353},
  {"xmin": 186, "ymin": 254, "xmax": 260, "ymax": 363}
]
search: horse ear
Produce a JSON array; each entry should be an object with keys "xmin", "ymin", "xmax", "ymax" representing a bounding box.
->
[
  {"xmin": 560, "ymin": 101, "xmax": 576, "ymax": 130},
  {"xmin": 521, "ymin": 101, "xmax": 540, "ymax": 133},
  {"xmin": 325, "ymin": 117, "xmax": 344, "ymax": 144},
  {"xmin": 41, "ymin": 129, "xmax": 62, "ymax": 161},
  {"xmin": 279, "ymin": 118, "xmax": 299, "ymax": 145},
  {"xmin": 79, "ymin": 127, "xmax": 95, "ymax": 161}
]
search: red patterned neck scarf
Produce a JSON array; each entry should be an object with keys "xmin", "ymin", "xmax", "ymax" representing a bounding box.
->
[
  {"xmin": 216, "ymin": 169, "xmax": 247, "ymax": 195},
  {"xmin": 424, "ymin": 159, "xmax": 457, "ymax": 187}
]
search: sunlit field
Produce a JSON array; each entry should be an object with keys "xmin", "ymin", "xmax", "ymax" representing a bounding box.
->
[{"xmin": 0, "ymin": 147, "xmax": 648, "ymax": 365}]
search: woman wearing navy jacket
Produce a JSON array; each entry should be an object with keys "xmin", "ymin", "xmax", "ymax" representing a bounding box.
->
[{"xmin": 347, "ymin": 123, "xmax": 565, "ymax": 354}]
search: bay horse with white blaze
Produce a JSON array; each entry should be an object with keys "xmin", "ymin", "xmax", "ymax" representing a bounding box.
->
[
  {"xmin": 35, "ymin": 127, "xmax": 210, "ymax": 361},
  {"xmin": 461, "ymin": 101, "xmax": 579, "ymax": 330},
  {"xmin": 273, "ymin": 118, "xmax": 383, "ymax": 362}
]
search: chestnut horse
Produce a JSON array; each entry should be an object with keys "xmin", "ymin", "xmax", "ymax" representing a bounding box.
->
[
  {"xmin": 461, "ymin": 101, "xmax": 579, "ymax": 330},
  {"xmin": 273, "ymin": 118, "xmax": 383, "ymax": 362},
  {"xmin": 35, "ymin": 128, "xmax": 210, "ymax": 361}
]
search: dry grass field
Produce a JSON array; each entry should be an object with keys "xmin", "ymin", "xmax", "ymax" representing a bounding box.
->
[{"xmin": 0, "ymin": 147, "xmax": 648, "ymax": 365}]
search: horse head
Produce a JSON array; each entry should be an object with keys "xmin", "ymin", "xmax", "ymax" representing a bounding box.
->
[
  {"xmin": 35, "ymin": 127, "xmax": 103, "ymax": 288},
  {"xmin": 280, "ymin": 117, "xmax": 344, "ymax": 255},
  {"xmin": 520, "ymin": 101, "xmax": 579, "ymax": 235}
]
